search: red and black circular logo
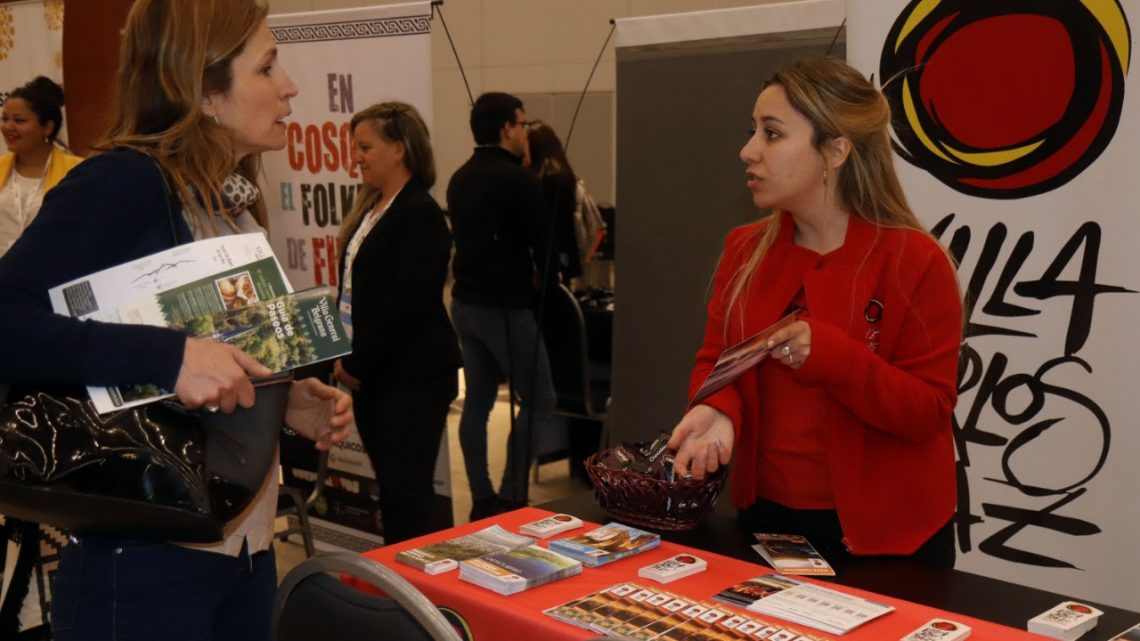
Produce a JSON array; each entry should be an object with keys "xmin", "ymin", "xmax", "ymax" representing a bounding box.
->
[
  {"xmin": 676, "ymin": 555, "xmax": 697, "ymax": 564},
  {"xmin": 880, "ymin": 1, "xmax": 1130, "ymax": 199}
]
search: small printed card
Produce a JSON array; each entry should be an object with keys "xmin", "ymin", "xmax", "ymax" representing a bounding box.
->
[
  {"xmin": 901, "ymin": 619, "xmax": 972, "ymax": 641},
  {"xmin": 638, "ymin": 554, "xmax": 708, "ymax": 584},
  {"xmin": 520, "ymin": 514, "xmax": 583, "ymax": 539},
  {"xmin": 752, "ymin": 533, "xmax": 835, "ymax": 576},
  {"xmin": 1028, "ymin": 602, "xmax": 1104, "ymax": 640}
]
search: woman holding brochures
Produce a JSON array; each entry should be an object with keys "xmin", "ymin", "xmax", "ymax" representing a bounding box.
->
[
  {"xmin": 0, "ymin": 1, "xmax": 352, "ymax": 640},
  {"xmin": 669, "ymin": 57, "xmax": 962, "ymax": 566},
  {"xmin": 333, "ymin": 102, "xmax": 462, "ymax": 544}
]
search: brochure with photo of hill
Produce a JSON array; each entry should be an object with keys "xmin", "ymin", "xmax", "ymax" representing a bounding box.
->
[
  {"xmin": 395, "ymin": 525, "xmax": 535, "ymax": 574},
  {"xmin": 458, "ymin": 544, "xmax": 582, "ymax": 595}
]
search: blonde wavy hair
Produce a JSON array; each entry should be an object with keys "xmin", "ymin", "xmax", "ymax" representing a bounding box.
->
[
  {"xmin": 99, "ymin": 0, "xmax": 268, "ymax": 234},
  {"xmin": 725, "ymin": 57, "xmax": 931, "ymax": 316}
]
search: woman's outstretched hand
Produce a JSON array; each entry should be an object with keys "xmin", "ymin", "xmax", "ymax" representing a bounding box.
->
[
  {"xmin": 285, "ymin": 377, "xmax": 353, "ymax": 451},
  {"xmin": 668, "ymin": 404, "xmax": 734, "ymax": 480}
]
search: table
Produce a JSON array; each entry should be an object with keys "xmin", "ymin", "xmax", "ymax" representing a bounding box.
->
[
  {"xmin": 361, "ymin": 500, "xmax": 1139, "ymax": 641},
  {"xmin": 542, "ymin": 492, "xmax": 1140, "ymax": 641}
]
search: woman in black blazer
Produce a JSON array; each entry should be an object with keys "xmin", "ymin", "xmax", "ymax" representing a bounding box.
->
[{"xmin": 334, "ymin": 102, "xmax": 462, "ymax": 544}]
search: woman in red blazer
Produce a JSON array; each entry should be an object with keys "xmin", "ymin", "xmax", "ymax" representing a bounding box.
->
[{"xmin": 669, "ymin": 57, "xmax": 962, "ymax": 565}]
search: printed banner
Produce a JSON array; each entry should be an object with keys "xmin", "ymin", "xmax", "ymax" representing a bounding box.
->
[
  {"xmin": 266, "ymin": 3, "xmax": 451, "ymax": 542},
  {"xmin": 265, "ymin": 2, "xmax": 433, "ymax": 290},
  {"xmin": 847, "ymin": 0, "xmax": 1139, "ymax": 610}
]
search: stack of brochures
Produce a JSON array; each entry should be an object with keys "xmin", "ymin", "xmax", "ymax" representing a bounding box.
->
[
  {"xmin": 395, "ymin": 525, "xmax": 534, "ymax": 574},
  {"xmin": 458, "ymin": 544, "xmax": 582, "ymax": 595},
  {"xmin": 752, "ymin": 533, "xmax": 835, "ymax": 576},
  {"xmin": 548, "ymin": 522, "xmax": 661, "ymax": 567}
]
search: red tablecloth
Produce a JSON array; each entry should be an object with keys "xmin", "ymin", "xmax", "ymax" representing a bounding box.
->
[{"xmin": 361, "ymin": 507, "xmax": 1048, "ymax": 641}]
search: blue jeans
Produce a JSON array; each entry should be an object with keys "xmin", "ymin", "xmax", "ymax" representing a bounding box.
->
[
  {"xmin": 50, "ymin": 536, "xmax": 276, "ymax": 641},
  {"xmin": 451, "ymin": 299, "xmax": 555, "ymax": 502}
]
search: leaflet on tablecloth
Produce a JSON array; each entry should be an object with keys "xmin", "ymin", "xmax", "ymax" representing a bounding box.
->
[
  {"xmin": 547, "ymin": 522, "xmax": 661, "ymax": 567},
  {"xmin": 747, "ymin": 580, "xmax": 894, "ymax": 635},
  {"xmin": 458, "ymin": 544, "xmax": 581, "ymax": 595},
  {"xmin": 752, "ymin": 533, "xmax": 835, "ymax": 576},
  {"xmin": 545, "ymin": 582, "xmax": 829, "ymax": 640},
  {"xmin": 396, "ymin": 525, "xmax": 535, "ymax": 574}
]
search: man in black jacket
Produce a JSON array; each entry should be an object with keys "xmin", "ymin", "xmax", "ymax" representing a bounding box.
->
[{"xmin": 447, "ymin": 92, "xmax": 555, "ymax": 520}]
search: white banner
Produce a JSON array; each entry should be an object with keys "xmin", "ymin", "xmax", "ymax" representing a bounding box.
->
[
  {"xmin": 0, "ymin": 1, "xmax": 64, "ymax": 138},
  {"xmin": 265, "ymin": 2, "xmax": 433, "ymax": 290},
  {"xmin": 265, "ymin": 4, "xmax": 452, "ymax": 523},
  {"xmin": 848, "ymin": 0, "xmax": 1139, "ymax": 610}
]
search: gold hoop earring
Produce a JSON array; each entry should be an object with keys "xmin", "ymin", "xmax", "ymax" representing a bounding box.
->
[{"xmin": 212, "ymin": 114, "xmax": 220, "ymax": 125}]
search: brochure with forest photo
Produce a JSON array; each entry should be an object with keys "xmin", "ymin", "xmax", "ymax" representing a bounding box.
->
[
  {"xmin": 395, "ymin": 525, "xmax": 536, "ymax": 574},
  {"xmin": 92, "ymin": 286, "xmax": 349, "ymax": 412}
]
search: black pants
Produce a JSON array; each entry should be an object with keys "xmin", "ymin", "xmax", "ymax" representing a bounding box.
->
[
  {"xmin": 353, "ymin": 372, "xmax": 457, "ymax": 545},
  {"xmin": 739, "ymin": 497, "xmax": 956, "ymax": 569}
]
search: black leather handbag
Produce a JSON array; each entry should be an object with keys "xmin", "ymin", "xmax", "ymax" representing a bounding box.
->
[{"xmin": 0, "ymin": 380, "xmax": 290, "ymax": 543}]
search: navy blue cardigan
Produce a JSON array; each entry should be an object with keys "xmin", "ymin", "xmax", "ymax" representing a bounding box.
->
[{"xmin": 0, "ymin": 149, "xmax": 194, "ymax": 390}]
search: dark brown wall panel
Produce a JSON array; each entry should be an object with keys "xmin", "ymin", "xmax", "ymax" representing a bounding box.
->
[{"xmin": 61, "ymin": 0, "xmax": 134, "ymax": 156}]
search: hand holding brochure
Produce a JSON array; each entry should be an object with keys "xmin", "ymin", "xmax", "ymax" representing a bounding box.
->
[
  {"xmin": 47, "ymin": 234, "xmax": 350, "ymax": 413},
  {"xmin": 689, "ymin": 310, "xmax": 800, "ymax": 407}
]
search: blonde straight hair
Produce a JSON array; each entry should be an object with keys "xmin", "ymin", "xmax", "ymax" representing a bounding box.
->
[
  {"xmin": 100, "ymin": 0, "xmax": 268, "ymax": 234},
  {"xmin": 725, "ymin": 57, "xmax": 931, "ymax": 317}
]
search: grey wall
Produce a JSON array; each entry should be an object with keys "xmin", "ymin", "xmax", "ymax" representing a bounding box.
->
[
  {"xmin": 609, "ymin": 31, "xmax": 844, "ymax": 444},
  {"xmin": 516, "ymin": 92, "xmax": 615, "ymax": 205}
]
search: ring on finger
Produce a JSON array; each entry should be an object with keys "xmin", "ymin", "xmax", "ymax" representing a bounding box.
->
[{"xmin": 781, "ymin": 344, "xmax": 791, "ymax": 357}]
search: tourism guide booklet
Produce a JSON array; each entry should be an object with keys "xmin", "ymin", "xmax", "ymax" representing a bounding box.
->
[
  {"xmin": 458, "ymin": 544, "xmax": 582, "ymax": 595},
  {"xmin": 545, "ymin": 582, "xmax": 829, "ymax": 640},
  {"xmin": 395, "ymin": 525, "xmax": 535, "ymax": 574},
  {"xmin": 47, "ymin": 233, "xmax": 350, "ymax": 413},
  {"xmin": 547, "ymin": 522, "xmax": 661, "ymax": 567},
  {"xmin": 752, "ymin": 533, "xmax": 835, "ymax": 576}
]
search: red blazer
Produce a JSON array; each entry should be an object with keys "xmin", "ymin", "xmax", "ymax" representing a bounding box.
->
[{"xmin": 691, "ymin": 212, "xmax": 962, "ymax": 555}]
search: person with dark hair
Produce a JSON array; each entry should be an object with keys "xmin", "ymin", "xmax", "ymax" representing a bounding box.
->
[
  {"xmin": 469, "ymin": 91, "xmax": 524, "ymax": 146},
  {"xmin": 669, "ymin": 57, "xmax": 962, "ymax": 567},
  {"xmin": 333, "ymin": 101, "xmax": 461, "ymax": 543},
  {"xmin": 0, "ymin": 1, "xmax": 352, "ymax": 639},
  {"xmin": 448, "ymin": 91, "xmax": 555, "ymax": 520},
  {"xmin": 526, "ymin": 120, "xmax": 581, "ymax": 284},
  {"xmin": 0, "ymin": 76, "xmax": 82, "ymax": 256}
]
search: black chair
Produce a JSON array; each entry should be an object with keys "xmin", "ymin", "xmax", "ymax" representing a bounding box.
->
[
  {"xmin": 273, "ymin": 551, "xmax": 461, "ymax": 641},
  {"xmin": 539, "ymin": 283, "xmax": 612, "ymax": 481},
  {"xmin": 275, "ymin": 449, "xmax": 329, "ymax": 558}
]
